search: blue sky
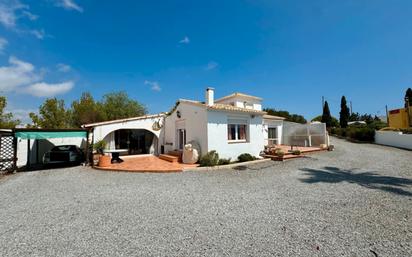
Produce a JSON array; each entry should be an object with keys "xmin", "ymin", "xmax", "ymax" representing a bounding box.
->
[{"xmin": 1, "ymin": 0, "xmax": 412, "ymax": 123}]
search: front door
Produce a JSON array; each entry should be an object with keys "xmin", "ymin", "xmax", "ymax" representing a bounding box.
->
[{"xmin": 177, "ymin": 129, "xmax": 186, "ymax": 150}]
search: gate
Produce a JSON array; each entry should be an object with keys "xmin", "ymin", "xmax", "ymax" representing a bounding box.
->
[{"xmin": 0, "ymin": 131, "xmax": 16, "ymax": 172}]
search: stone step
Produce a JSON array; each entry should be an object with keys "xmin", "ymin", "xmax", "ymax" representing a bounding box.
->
[
  {"xmin": 167, "ymin": 150, "xmax": 182, "ymax": 161},
  {"xmin": 159, "ymin": 154, "xmax": 179, "ymax": 163}
]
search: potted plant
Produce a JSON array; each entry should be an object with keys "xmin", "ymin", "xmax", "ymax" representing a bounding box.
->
[
  {"xmin": 275, "ymin": 149, "xmax": 285, "ymax": 158},
  {"xmin": 93, "ymin": 140, "xmax": 110, "ymax": 167}
]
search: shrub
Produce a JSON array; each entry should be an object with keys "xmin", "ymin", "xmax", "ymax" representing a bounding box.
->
[
  {"xmin": 275, "ymin": 149, "xmax": 285, "ymax": 157},
  {"xmin": 93, "ymin": 140, "xmax": 107, "ymax": 154},
  {"xmin": 199, "ymin": 150, "xmax": 219, "ymax": 167},
  {"xmin": 400, "ymin": 128, "xmax": 412, "ymax": 134},
  {"xmin": 347, "ymin": 127, "xmax": 375, "ymax": 142},
  {"xmin": 218, "ymin": 158, "xmax": 231, "ymax": 165},
  {"xmin": 331, "ymin": 127, "xmax": 347, "ymax": 137},
  {"xmin": 292, "ymin": 150, "xmax": 301, "ymax": 155},
  {"xmin": 237, "ymin": 153, "xmax": 256, "ymax": 162}
]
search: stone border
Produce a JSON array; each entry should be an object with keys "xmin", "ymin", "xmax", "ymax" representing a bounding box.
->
[{"xmin": 184, "ymin": 158, "xmax": 272, "ymax": 172}]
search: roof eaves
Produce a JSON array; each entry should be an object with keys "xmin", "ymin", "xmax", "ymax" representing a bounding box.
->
[
  {"xmin": 82, "ymin": 113, "xmax": 166, "ymax": 128},
  {"xmin": 214, "ymin": 92, "xmax": 263, "ymax": 103}
]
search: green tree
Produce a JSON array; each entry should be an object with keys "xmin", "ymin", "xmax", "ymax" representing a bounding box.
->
[
  {"xmin": 29, "ymin": 98, "xmax": 70, "ymax": 129},
  {"xmin": 70, "ymin": 92, "xmax": 104, "ymax": 127},
  {"xmin": 263, "ymin": 108, "xmax": 307, "ymax": 124},
  {"xmin": 0, "ymin": 96, "xmax": 20, "ymax": 128},
  {"xmin": 321, "ymin": 101, "xmax": 333, "ymax": 127},
  {"xmin": 405, "ymin": 88, "xmax": 412, "ymax": 107},
  {"xmin": 339, "ymin": 96, "xmax": 350, "ymax": 128},
  {"xmin": 312, "ymin": 115, "xmax": 339, "ymax": 127},
  {"xmin": 100, "ymin": 91, "xmax": 147, "ymax": 120}
]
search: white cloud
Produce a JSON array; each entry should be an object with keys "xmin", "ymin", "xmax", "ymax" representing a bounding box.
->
[
  {"xmin": 22, "ymin": 10, "xmax": 38, "ymax": 20},
  {"xmin": 0, "ymin": 37, "xmax": 8, "ymax": 53},
  {"xmin": 30, "ymin": 29, "xmax": 46, "ymax": 39},
  {"xmin": 56, "ymin": 0, "xmax": 83, "ymax": 12},
  {"xmin": 144, "ymin": 80, "xmax": 161, "ymax": 92},
  {"xmin": 0, "ymin": 56, "xmax": 74, "ymax": 97},
  {"xmin": 0, "ymin": 1, "xmax": 44, "ymax": 39},
  {"xmin": 6, "ymin": 107, "xmax": 36, "ymax": 124},
  {"xmin": 26, "ymin": 81, "xmax": 74, "ymax": 97},
  {"xmin": 0, "ymin": 56, "xmax": 40, "ymax": 92},
  {"xmin": 0, "ymin": 0, "xmax": 29, "ymax": 28},
  {"xmin": 57, "ymin": 63, "xmax": 71, "ymax": 72},
  {"xmin": 179, "ymin": 36, "xmax": 190, "ymax": 44},
  {"xmin": 205, "ymin": 61, "xmax": 218, "ymax": 70}
]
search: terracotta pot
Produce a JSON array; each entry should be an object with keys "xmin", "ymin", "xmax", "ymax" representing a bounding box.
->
[
  {"xmin": 98, "ymin": 155, "xmax": 111, "ymax": 167},
  {"xmin": 93, "ymin": 153, "xmax": 101, "ymax": 166}
]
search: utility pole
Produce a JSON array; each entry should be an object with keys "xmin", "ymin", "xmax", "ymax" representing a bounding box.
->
[{"xmin": 385, "ymin": 105, "xmax": 389, "ymax": 125}]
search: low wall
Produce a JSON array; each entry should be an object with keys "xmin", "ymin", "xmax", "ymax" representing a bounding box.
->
[{"xmin": 375, "ymin": 131, "xmax": 412, "ymax": 150}]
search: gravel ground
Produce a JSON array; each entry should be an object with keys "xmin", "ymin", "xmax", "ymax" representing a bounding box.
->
[{"xmin": 0, "ymin": 138, "xmax": 411, "ymax": 257}]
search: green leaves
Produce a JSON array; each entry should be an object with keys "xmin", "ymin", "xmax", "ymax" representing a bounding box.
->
[
  {"xmin": 321, "ymin": 101, "xmax": 332, "ymax": 128},
  {"xmin": 29, "ymin": 98, "xmax": 69, "ymax": 129},
  {"xmin": 28, "ymin": 91, "xmax": 147, "ymax": 129},
  {"xmin": 0, "ymin": 96, "xmax": 20, "ymax": 128},
  {"xmin": 339, "ymin": 96, "xmax": 350, "ymax": 128},
  {"xmin": 263, "ymin": 108, "xmax": 307, "ymax": 124},
  {"xmin": 100, "ymin": 91, "xmax": 147, "ymax": 121}
]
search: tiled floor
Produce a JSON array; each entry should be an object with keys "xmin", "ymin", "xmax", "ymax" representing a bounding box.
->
[{"xmin": 94, "ymin": 155, "xmax": 199, "ymax": 173}]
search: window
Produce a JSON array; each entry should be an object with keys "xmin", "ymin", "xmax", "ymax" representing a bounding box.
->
[
  {"xmin": 227, "ymin": 124, "xmax": 247, "ymax": 142},
  {"xmin": 268, "ymin": 127, "xmax": 278, "ymax": 145}
]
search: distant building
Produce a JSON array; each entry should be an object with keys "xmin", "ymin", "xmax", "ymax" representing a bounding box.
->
[{"xmin": 388, "ymin": 106, "xmax": 412, "ymax": 129}]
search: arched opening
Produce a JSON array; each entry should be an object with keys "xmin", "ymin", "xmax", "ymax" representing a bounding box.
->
[{"xmin": 103, "ymin": 129, "xmax": 159, "ymax": 156}]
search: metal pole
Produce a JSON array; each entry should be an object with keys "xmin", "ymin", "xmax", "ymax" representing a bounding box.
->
[
  {"xmin": 13, "ymin": 135, "xmax": 17, "ymax": 172},
  {"xmin": 385, "ymin": 105, "xmax": 389, "ymax": 125},
  {"xmin": 27, "ymin": 138, "xmax": 31, "ymax": 169}
]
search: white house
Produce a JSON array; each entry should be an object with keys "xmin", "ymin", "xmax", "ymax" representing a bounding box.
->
[{"xmin": 83, "ymin": 88, "xmax": 285, "ymax": 160}]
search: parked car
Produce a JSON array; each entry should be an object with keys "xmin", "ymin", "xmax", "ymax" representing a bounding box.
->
[{"xmin": 43, "ymin": 145, "xmax": 84, "ymax": 165}]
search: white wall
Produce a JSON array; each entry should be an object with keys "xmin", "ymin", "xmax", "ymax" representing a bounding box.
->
[
  {"xmin": 91, "ymin": 116, "xmax": 163, "ymax": 151},
  {"xmin": 216, "ymin": 96, "xmax": 262, "ymax": 111},
  {"xmin": 164, "ymin": 102, "xmax": 208, "ymax": 155},
  {"xmin": 375, "ymin": 131, "xmax": 412, "ymax": 150},
  {"xmin": 16, "ymin": 137, "xmax": 86, "ymax": 167},
  {"xmin": 207, "ymin": 111, "xmax": 265, "ymax": 160},
  {"xmin": 263, "ymin": 119, "xmax": 283, "ymax": 145}
]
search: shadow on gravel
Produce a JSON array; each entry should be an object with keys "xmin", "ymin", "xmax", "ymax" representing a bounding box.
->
[{"xmin": 299, "ymin": 166, "xmax": 412, "ymax": 197}]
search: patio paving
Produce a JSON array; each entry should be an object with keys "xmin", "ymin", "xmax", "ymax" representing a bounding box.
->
[{"xmin": 94, "ymin": 155, "xmax": 199, "ymax": 172}]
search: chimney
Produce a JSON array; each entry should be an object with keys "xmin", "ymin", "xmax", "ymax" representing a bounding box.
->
[{"xmin": 206, "ymin": 87, "xmax": 214, "ymax": 106}]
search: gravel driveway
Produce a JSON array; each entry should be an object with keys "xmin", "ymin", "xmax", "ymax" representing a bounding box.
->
[{"xmin": 0, "ymin": 138, "xmax": 411, "ymax": 257}]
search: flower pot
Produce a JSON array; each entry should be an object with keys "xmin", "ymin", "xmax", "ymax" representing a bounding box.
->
[
  {"xmin": 93, "ymin": 153, "xmax": 101, "ymax": 166},
  {"xmin": 98, "ymin": 155, "xmax": 111, "ymax": 167}
]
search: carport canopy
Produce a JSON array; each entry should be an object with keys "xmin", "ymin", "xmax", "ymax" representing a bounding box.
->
[
  {"xmin": 15, "ymin": 131, "xmax": 87, "ymax": 139},
  {"xmin": 14, "ymin": 129, "xmax": 89, "ymax": 170}
]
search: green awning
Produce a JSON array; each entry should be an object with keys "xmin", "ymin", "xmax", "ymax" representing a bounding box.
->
[{"xmin": 15, "ymin": 131, "xmax": 87, "ymax": 140}]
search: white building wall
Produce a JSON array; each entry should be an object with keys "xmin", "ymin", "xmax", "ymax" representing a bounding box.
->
[
  {"xmin": 263, "ymin": 119, "xmax": 283, "ymax": 145},
  {"xmin": 375, "ymin": 131, "xmax": 412, "ymax": 150},
  {"xmin": 164, "ymin": 103, "xmax": 208, "ymax": 155},
  {"xmin": 216, "ymin": 96, "xmax": 262, "ymax": 111},
  {"xmin": 207, "ymin": 111, "xmax": 265, "ymax": 160},
  {"xmin": 91, "ymin": 116, "xmax": 163, "ymax": 149}
]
